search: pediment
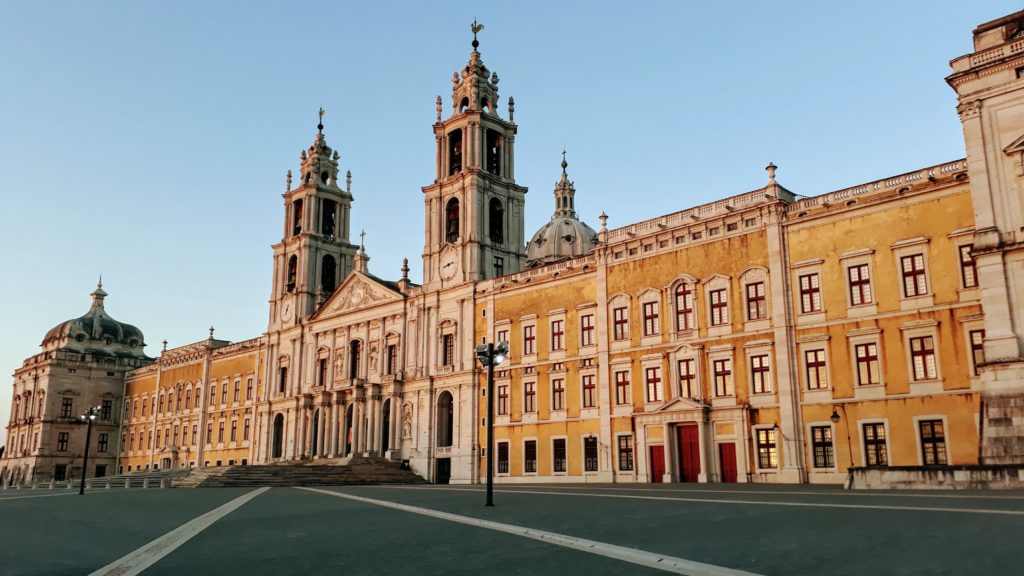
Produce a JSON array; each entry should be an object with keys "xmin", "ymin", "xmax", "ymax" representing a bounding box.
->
[
  {"xmin": 654, "ymin": 396, "xmax": 708, "ymax": 413},
  {"xmin": 313, "ymin": 272, "xmax": 403, "ymax": 319},
  {"xmin": 1004, "ymin": 133, "xmax": 1024, "ymax": 155}
]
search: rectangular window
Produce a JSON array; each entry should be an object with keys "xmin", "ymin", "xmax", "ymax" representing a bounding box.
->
[
  {"xmin": 613, "ymin": 307, "xmax": 629, "ymax": 340},
  {"xmin": 615, "ymin": 371, "xmax": 630, "ymax": 405},
  {"xmin": 218, "ymin": 421, "xmax": 225, "ymax": 443},
  {"xmin": 750, "ymin": 354, "xmax": 771, "ymax": 394},
  {"xmin": 234, "ymin": 381, "xmax": 241, "ymax": 402},
  {"xmin": 642, "ymin": 301, "xmax": 660, "ymax": 336},
  {"xmin": 101, "ymin": 400, "xmax": 112, "ymax": 420},
  {"xmin": 523, "ymin": 325, "xmax": 536, "ymax": 355},
  {"xmin": 550, "ymin": 319, "xmax": 565, "ymax": 351},
  {"xmin": 713, "ymin": 358, "xmax": 732, "ymax": 397},
  {"xmin": 756, "ymin": 428, "xmax": 778, "ymax": 469},
  {"xmin": 173, "ymin": 425, "xmax": 179, "ymax": 446},
  {"xmin": 442, "ymin": 334, "xmax": 455, "ymax": 367},
  {"xmin": 805, "ymin": 349, "xmax": 828, "ymax": 389},
  {"xmin": 221, "ymin": 384, "xmax": 228, "ymax": 405},
  {"xmin": 551, "ymin": 378, "xmax": 565, "ymax": 411},
  {"xmin": 863, "ymin": 423, "xmax": 888, "ymax": 466},
  {"xmin": 580, "ymin": 314, "xmax": 595, "ymax": 346},
  {"xmin": 970, "ymin": 329, "xmax": 985, "ymax": 375},
  {"xmin": 523, "ymin": 382, "xmax": 536, "ymax": 413},
  {"xmin": 60, "ymin": 398, "xmax": 72, "ymax": 418},
  {"xmin": 243, "ymin": 419, "xmax": 250, "ymax": 441},
  {"xmin": 581, "ymin": 374, "xmax": 596, "ymax": 408},
  {"xmin": 584, "ymin": 436, "xmax": 599, "ymax": 472},
  {"xmin": 847, "ymin": 264, "xmax": 872, "ymax": 306},
  {"xmin": 57, "ymin": 432, "xmax": 69, "ymax": 452},
  {"xmin": 497, "ymin": 384, "xmax": 509, "ymax": 415},
  {"xmin": 910, "ymin": 336, "xmax": 937, "ymax": 381},
  {"xmin": 493, "ymin": 256, "xmax": 504, "ymax": 277},
  {"xmin": 959, "ymin": 245, "xmax": 978, "ymax": 289},
  {"xmin": 919, "ymin": 419, "xmax": 948, "ymax": 465},
  {"xmin": 209, "ymin": 385, "xmax": 216, "ymax": 406},
  {"xmin": 205, "ymin": 422, "xmax": 212, "ymax": 445},
  {"xmin": 192, "ymin": 424, "xmax": 198, "ymax": 445},
  {"xmin": 524, "ymin": 440, "xmax": 537, "ymax": 473},
  {"xmin": 386, "ymin": 345, "xmax": 398, "ymax": 375},
  {"xmin": 553, "ymin": 438, "xmax": 567, "ymax": 473},
  {"xmin": 855, "ymin": 343, "xmax": 880, "ymax": 386},
  {"xmin": 710, "ymin": 288, "xmax": 729, "ymax": 326},
  {"xmin": 901, "ymin": 254, "xmax": 928, "ymax": 297},
  {"xmin": 745, "ymin": 282, "xmax": 767, "ymax": 321},
  {"xmin": 799, "ymin": 273, "xmax": 822, "ymax": 313},
  {"xmin": 497, "ymin": 442, "xmax": 510, "ymax": 474},
  {"xmin": 645, "ymin": 367, "xmax": 662, "ymax": 403},
  {"xmin": 675, "ymin": 283, "xmax": 695, "ymax": 330},
  {"xmin": 497, "ymin": 329, "xmax": 509, "ymax": 346},
  {"xmin": 678, "ymin": 358, "xmax": 696, "ymax": 399},
  {"xmin": 618, "ymin": 435, "xmax": 635, "ymax": 471},
  {"xmin": 811, "ymin": 426, "xmax": 834, "ymax": 469},
  {"xmin": 246, "ymin": 378, "xmax": 253, "ymax": 400}
]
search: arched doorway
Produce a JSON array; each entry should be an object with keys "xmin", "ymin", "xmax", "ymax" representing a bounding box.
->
[
  {"xmin": 345, "ymin": 404, "xmax": 354, "ymax": 456},
  {"xmin": 381, "ymin": 398, "xmax": 391, "ymax": 455},
  {"xmin": 436, "ymin": 391, "xmax": 454, "ymax": 447},
  {"xmin": 272, "ymin": 414, "xmax": 284, "ymax": 459},
  {"xmin": 311, "ymin": 409, "xmax": 320, "ymax": 457}
]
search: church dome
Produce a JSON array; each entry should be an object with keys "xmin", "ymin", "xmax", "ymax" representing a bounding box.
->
[
  {"xmin": 526, "ymin": 155, "xmax": 598, "ymax": 268},
  {"xmin": 41, "ymin": 280, "xmax": 146, "ymax": 353}
]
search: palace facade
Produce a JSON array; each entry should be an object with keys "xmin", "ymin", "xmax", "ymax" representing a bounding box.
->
[{"xmin": 5, "ymin": 11, "xmax": 1024, "ymax": 486}]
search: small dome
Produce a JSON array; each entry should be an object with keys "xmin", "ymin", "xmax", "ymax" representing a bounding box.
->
[
  {"xmin": 526, "ymin": 154, "xmax": 597, "ymax": 268},
  {"xmin": 41, "ymin": 281, "xmax": 146, "ymax": 354}
]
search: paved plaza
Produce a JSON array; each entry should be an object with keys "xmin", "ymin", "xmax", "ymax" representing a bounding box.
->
[{"xmin": 0, "ymin": 483, "xmax": 1022, "ymax": 575}]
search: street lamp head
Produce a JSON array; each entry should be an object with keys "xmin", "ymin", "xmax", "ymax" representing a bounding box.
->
[
  {"xmin": 494, "ymin": 341, "xmax": 509, "ymax": 364},
  {"xmin": 830, "ymin": 408, "xmax": 841, "ymax": 424},
  {"xmin": 476, "ymin": 341, "xmax": 510, "ymax": 366}
]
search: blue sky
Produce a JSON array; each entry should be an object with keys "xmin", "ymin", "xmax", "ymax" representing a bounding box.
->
[{"xmin": 0, "ymin": 1, "xmax": 1018, "ymax": 444}]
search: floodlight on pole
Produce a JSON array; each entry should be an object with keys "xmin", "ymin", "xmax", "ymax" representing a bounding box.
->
[
  {"xmin": 78, "ymin": 405, "xmax": 102, "ymax": 495},
  {"xmin": 476, "ymin": 340, "xmax": 508, "ymax": 507}
]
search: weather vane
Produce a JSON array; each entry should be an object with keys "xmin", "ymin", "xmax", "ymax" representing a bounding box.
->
[
  {"xmin": 471, "ymin": 19, "xmax": 484, "ymax": 49},
  {"xmin": 318, "ymin": 107, "xmax": 325, "ymax": 133}
]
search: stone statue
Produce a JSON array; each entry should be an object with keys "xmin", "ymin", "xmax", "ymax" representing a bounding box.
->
[{"xmin": 402, "ymin": 403, "xmax": 413, "ymax": 438}]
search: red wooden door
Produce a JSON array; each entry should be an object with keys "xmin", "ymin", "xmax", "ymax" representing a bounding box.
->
[
  {"xmin": 649, "ymin": 446, "xmax": 665, "ymax": 483},
  {"xmin": 678, "ymin": 424, "xmax": 701, "ymax": 482},
  {"xmin": 719, "ymin": 442, "xmax": 737, "ymax": 483}
]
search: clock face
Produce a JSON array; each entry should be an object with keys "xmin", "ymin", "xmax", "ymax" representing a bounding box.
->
[
  {"xmin": 439, "ymin": 249, "xmax": 458, "ymax": 281},
  {"xmin": 281, "ymin": 294, "xmax": 295, "ymax": 322}
]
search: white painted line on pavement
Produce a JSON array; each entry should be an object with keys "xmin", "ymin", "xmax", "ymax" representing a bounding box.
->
[
  {"xmin": 508, "ymin": 484, "xmax": 1024, "ymax": 501},
  {"xmin": 0, "ymin": 491, "xmax": 79, "ymax": 502},
  {"xmin": 87, "ymin": 487, "xmax": 270, "ymax": 576},
  {"xmin": 299, "ymin": 486, "xmax": 763, "ymax": 576},
  {"xmin": 386, "ymin": 485, "xmax": 1024, "ymax": 516}
]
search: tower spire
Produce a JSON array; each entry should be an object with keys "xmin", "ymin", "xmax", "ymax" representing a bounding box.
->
[{"xmin": 553, "ymin": 151, "xmax": 576, "ymax": 218}]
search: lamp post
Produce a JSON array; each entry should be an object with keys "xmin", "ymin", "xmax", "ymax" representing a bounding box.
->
[
  {"xmin": 78, "ymin": 405, "xmax": 102, "ymax": 495},
  {"xmin": 830, "ymin": 405, "xmax": 854, "ymax": 468},
  {"xmin": 475, "ymin": 341, "xmax": 508, "ymax": 507}
]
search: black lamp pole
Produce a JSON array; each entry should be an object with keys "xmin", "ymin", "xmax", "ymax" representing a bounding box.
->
[
  {"xmin": 79, "ymin": 406, "xmax": 99, "ymax": 495},
  {"xmin": 485, "ymin": 343, "xmax": 496, "ymax": 507}
]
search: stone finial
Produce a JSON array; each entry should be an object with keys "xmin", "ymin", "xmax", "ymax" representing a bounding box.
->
[
  {"xmin": 162, "ymin": 339, "xmax": 168, "ymax": 352},
  {"xmin": 333, "ymin": 150, "xmax": 340, "ymax": 160},
  {"xmin": 491, "ymin": 71, "xmax": 499, "ymax": 85},
  {"xmin": 452, "ymin": 71, "xmax": 460, "ymax": 87},
  {"xmin": 436, "ymin": 95, "xmax": 442, "ymax": 121},
  {"xmin": 346, "ymin": 170, "xmax": 352, "ymax": 192},
  {"xmin": 286, "ymin": 169, "xmax": 292, "ymax": 190},
  {"xmin": 300, "ymin": 149, "xmax": 307, "ymax": 161},
  {"xmin": 599, "ymin": 211, "xmax": 608, "ymax": 232},
  {"xmin": 508, "ymin": 96, "xmax": 515, "ymax": 122},
  {"xmin": 401, "ymin": 257, "xmax": 409, "ymax": 279},
  {"xmin": 766, "ymin": 162, "xmax": 777, "ymax": 184},
  {"xmin": 209, "ymin": 326, "xmax": 215, "ymax": 339},
  {"xmin": 97, "ymin": 274, "xmax": 103, "ymax": 290}
]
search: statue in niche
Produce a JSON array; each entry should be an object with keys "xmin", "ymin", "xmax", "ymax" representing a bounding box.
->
[
  {"xmin": 402, "ymin": 403, "xmax": 413, "ymax": 438},
  {"xmin": 368, "ymin": 345, "xmax": 378, "ymax": 375}
]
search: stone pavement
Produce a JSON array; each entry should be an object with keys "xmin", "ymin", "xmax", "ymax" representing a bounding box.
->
[{"xmin": 1, "ymin": 483, "xmax": 1022, "ymax": 575}]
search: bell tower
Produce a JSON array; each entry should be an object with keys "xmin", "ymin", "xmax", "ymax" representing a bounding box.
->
[
  {"xmin": 422, "ymin": 22, "xmax": 527, "ymax": 289},
  {"xmin": 270, "ymin": 111, "xmax": 358, "ymax": 329}
]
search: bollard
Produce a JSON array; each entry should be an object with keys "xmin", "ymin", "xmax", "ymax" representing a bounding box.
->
[
  {"xmin": 49, "ymin": 479, "xmax": 55, "ymax": 490},
  {"xmin": 125, "ymin": 478, "xmax": 131, "ymax": 489},
  {"xmin": 160, "ymin": 478, "xmax": 167, "ymax": 489},
  {"xmin": 30, "ymin": 482, "xmax": 37, "ymax": 490},
  {"xmin": 105, "ymin": 479, "xmax": 111, "ymax": 489},
  {"xmin": 67, "ymin": 480, "xmax": 74, "ymax": 490},
  {"xmin": 142, "ymin": 478, "xmax": 149, "ymax": 489}
]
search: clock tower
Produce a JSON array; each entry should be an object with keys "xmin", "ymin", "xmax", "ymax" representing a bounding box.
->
[
  {"xmin": 422, "ymin": 25, "xmax": 527, "ymax": 289},
  {"xmin": 270, "ymin": 112, "xmax": 358, "ymax": 329}
]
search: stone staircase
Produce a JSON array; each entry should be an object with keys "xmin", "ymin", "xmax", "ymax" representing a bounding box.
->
[
  {"xmin": 175, "ymin": 457, "xmax": 426, "ymax": 488},
  {"xmin": 88, "ymin": 468, "xmax": 190, "ymax": 489}
]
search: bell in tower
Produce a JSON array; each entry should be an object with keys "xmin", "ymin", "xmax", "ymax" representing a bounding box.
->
[
  {"xmin": 269, "ymin": 110, "xmax": 358, "ymax": 328},
  {"xmin": 422, "ymin": 22, "xmax": 528, "ymax": 289}
]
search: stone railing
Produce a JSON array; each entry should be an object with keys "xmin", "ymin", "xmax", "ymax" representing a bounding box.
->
[{"xmin": 784, "ymin": 159, "xmax": 967, "ymax": 213}]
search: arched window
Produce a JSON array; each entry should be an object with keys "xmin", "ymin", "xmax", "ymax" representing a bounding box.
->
[
  {"xmin": 272, "ymin": 414, "xmax": 284, "ymax": 459},
  {"xmin": 485, "ymin": 129, "xmax": 502, "ymax": 175},
  {"xmin": 292, "ymin": 199, "xmax": 303, "ymax": 236},
  {"xmin": 436, "ymin": 391, "xmax": 454, "ymax": 447},
  {"xmin": 489, "ymin": 198, "xmax": 504, "ymax": 243},
  {"xmin": 448, "ymin": 129, "xmax": 463, "ymax": 175},
  {"xmin": 321, "ymin": 255, "xmax": 337, "ymax": 294},
  {"xmin": 459, "ymin": 97, "xmax": 469, "ymax": 113},
  {"xmin": 445, "ymin": 198, "xmax": 460, "ymax": 243},
  {"xmin": 286, "ymin": 255, "xmax": 297, "ymax": 292},
  {"xmin": 349, "ymin": 340, "xmax": 362, "ymax": 380}
]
